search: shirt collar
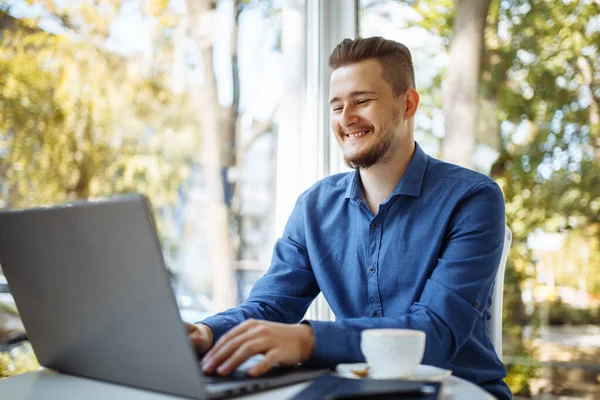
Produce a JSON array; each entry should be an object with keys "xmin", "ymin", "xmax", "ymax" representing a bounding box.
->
[{"xmin": 344, "ymin": 141, "xmax": 428, "ymax": 204}]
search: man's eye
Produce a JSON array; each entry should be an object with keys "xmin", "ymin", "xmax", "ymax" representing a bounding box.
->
[
  {"xmin": 333, "ymin": 107, "xmax": 343, "ymax": 112},
  {"xmin": 357, "ymin": 99, "xmax": 371, "ymax": 105}
]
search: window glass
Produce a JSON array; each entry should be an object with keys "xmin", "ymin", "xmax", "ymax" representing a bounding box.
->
[
  {"xmin": 0, "ymin": 0, "xmax": 289, "ymax": 376},
  {"xmin": 360, "ymin": 1, "xmax": 600, "ymax": 398}
]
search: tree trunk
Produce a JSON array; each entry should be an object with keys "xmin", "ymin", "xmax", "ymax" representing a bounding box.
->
[
  {"xmin": 186, "ymin": 0, "xmax": 277, "ymax": 310},
  {"xmin": 187, "ymin": 0, "xmax": 236, "ymax": 312},
  {"xmin": 228, "ymin": 0, "xmax": 244, "ymax": 262},
  {"xmin": 441, "ymin": 0, "xmax": 491, "ymax": 169},
  {"xmin": 577, "ymin": 55, "xmax": 600, "ymax": 164}
]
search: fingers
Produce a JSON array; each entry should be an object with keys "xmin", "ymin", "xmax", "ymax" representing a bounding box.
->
[
  {"xmin": 205, "ymin": 319, "xmax": 259, "ymax": 360},
  {"xmin": 203, "ymin": 319, "xmax": 268, "ymax": 375},
  {"xmin": 200, "ymin": 320, "xmax": 303, "ymax": 378},
  {"xmin": 247, "ymin": 350, "xmax": 279, "ymax": 377},
  {"xmin": 203, "ymin": 326, "xmax": 261, "ymax": 374},
  {"xmin": 213, "ymin": 339, "xmax": 269, "ymax": 376},
  {"xmin": 209, "ymin": 320, "xmax": 258, "ymax": 352},
  {"xmin": 207, "ymin": 330, "xmax": 255, "ymax": 367}
]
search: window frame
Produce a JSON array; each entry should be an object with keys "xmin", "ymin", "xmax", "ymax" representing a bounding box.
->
[{"xmin": 276, "ymin": 0, "xmax": 358, "ymax": 321}]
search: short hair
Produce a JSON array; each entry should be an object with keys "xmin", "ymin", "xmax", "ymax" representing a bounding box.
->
[{"xmin": 329, "ymin": 36, "xmax": 415, "ymax": 97}]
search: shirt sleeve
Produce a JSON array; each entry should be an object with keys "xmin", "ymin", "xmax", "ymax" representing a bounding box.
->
[
  {"xmin": 305, "ymin": 182, "xmax": 506, "ymax": 367},
  {"xmin": 200, "ymin": 195, "xmax": 320, "ymax": 342}
]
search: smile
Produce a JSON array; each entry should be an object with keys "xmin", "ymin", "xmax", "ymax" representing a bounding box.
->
[{"xmin": 346, "ymin": 130, "xmax": 370, "ymax": 138}]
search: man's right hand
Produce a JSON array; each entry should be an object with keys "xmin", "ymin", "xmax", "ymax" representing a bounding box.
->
[{"xmin": 185, "ymin": 322, "xmax": 214, "ymax": 356}]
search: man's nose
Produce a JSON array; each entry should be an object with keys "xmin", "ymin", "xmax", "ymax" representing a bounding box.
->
[{"xmin": 340, "ymin": 106, "xmax": 359, "ymax": 128}]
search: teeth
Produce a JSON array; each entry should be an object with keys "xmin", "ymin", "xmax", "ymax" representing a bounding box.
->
[{"xmin": 348, "ymin": 130, "xmax": 368, "ymax": 138}]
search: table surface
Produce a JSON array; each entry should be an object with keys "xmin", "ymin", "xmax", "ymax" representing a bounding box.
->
[{"xmin": 0, "ymin": 368, "xmax": 494, "ymax": 400}]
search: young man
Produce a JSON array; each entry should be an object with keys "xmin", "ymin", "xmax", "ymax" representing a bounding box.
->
[{"xmin": 186, "ymin": 37, "xmax": 511, "ymax": 400}]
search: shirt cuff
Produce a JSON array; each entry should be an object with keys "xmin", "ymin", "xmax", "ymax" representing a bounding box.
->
[
  {"xmin": 197, "ymin": 316, "xmax": 235, "ymax": 344},
  {"xmin": 301, "ymin": 320, "xmax": 363, "ymax": 367}
]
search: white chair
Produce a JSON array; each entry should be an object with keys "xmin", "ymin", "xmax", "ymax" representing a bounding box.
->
[{"xmin": 489, "ymin": 226, "xmax": 512, "ymax": 361}]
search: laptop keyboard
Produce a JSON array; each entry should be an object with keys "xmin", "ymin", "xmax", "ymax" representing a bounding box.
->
[
  {"xmin": 201, "ymin": 365, "xmax": 306, "ymax": 384},
  {"xmin": 202, "ymin": 370, "xmax": 250, "ymax": 383}
]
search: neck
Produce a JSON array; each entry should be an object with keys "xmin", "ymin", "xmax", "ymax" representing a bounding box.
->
[{"xmin": 359, "ymin": 139, "xmax": 415, "ymax": 214}]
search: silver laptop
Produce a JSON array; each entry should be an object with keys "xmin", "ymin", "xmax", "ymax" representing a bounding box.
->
[{"xmin": 0, "ymin": 194, "xmax": 328, "ymax": 399}]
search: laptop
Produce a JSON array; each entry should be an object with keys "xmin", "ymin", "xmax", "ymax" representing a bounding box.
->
[{"xmin": 0, "ymin": 194, "xmax": 329, "ymax": 399}]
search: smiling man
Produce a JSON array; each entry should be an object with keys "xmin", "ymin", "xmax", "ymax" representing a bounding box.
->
[{"xmin": 186, "ymin": 37, "xmax": 512, "ymax": 400}]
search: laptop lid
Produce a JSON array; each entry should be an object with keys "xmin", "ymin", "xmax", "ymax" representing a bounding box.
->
[{"xmin": 0, "ymin": 195, "xmax": 208, "ymax": 399}]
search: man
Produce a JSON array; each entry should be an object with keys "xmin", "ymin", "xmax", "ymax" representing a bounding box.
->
[{"xmin": 186, "ymin": 37, "xmax": 511, "ymax": 400}]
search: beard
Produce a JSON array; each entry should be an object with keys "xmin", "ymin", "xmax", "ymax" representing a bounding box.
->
[{"xmin": 343, "ymin": 111, "xmax": 401, "ymax": 170}]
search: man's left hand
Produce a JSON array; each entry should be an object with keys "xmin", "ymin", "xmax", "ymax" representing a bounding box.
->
[{"xmin": 201, "ymin": 319, "xmax": 315, "ymax": 377}]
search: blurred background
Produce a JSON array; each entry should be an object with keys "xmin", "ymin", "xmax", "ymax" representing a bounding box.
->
[{"xmin": 0, "ymin": 0, "xmax": 598, "ymax": 398}]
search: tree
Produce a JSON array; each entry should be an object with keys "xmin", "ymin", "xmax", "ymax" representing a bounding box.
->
[
  {"xmin": 185, "ymin": 0, "xmax": 278, "ymax": 311},
  {"xmin": 441, "ymin": 0, "xmax": 491, "ymax": 168},
  {"xmin": 0, "ymin": 5, "xmax": 196, "ymax": 246},
  {"xmin": 405, "ymin": 0, "xmax": 600, "ymax": 395},
  {"xmin": 2, "ymin": 0, "xmax": 282, "ymax": 311}
]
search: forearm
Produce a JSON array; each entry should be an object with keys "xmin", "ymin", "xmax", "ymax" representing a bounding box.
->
[
  {"xmin": 305, "ymin": 282, "xmax": 480, "ymax": 367},
  {"xmin": 201, "ymin": 288, "xmax": 317, "ymax": 344},
  {"xmin": 200, "ymin": 300, "xmax": 288, "ymax": 342},
  {"xmin": 202, "ymin": 251, "xmax": 319, "ymax": 342},
  {"xmin": 202, "ymin": 195, "xmax": 319, "ymax": 344},
  {"xmin": 305, "ymin": 314, "xmax": 442, "ymax": 367}
]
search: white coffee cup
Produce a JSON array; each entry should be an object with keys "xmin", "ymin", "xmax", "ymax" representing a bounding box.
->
[{"xmin": 360, "ymin": 329, "xmax": 426, "ymax": 379}]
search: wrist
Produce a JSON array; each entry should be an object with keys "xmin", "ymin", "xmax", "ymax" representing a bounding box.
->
[
  {"xmin": 298, "ymin": 323, "xmax": 315, "ymax": 362},
  {"xmin": 198, "ymin": 323, "xmax": 214, "ymax": 352}
]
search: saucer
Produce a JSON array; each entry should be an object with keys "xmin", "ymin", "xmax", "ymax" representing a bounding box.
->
[{"xmin": 336, "ymin": 363, "xmax": 452, "ymax": 381}]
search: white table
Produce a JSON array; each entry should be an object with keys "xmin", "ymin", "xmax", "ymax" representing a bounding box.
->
[{"xmin": 0, "ymin": 369, "xmax": 494, "ymax": 399}]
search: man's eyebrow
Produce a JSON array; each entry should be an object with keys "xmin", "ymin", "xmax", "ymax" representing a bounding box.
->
[{"xmin": 329, "ymin": 91, "xmax": 378, "ymax": 104}]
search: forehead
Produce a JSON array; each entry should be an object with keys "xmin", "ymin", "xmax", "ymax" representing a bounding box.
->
[{"xmin": 329, "ymin": 59, "xmax": 390, "ymax": 99}]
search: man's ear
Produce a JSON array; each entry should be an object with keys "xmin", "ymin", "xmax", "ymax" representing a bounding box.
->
[{"xmin": 404, "ymin": 88, "xmax": 420, "ymax": 119}]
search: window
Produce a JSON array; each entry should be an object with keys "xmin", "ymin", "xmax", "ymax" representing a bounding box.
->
[
  {"xmin": 0, "ymin": 0, "xmax": 295, "ymax": 362},
  {"xmin": 359, "ymin": 1, "xmax": 600, "ymax": 398}
]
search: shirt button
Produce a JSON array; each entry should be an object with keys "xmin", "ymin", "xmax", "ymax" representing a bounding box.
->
[
  {"xmin": 369, "ymin": 267, "xmax": 376, "ymax": 273},
  {"xmin": 371, "ymin": 222, "xmax": 378, "ymax": 229},
  {"xmin": 372, "ymin": 311, "xmax": 378, "ymax": 317},
  {"xmin": 472, "ymin": 300, "xmax": 479, "ymax": 308}
]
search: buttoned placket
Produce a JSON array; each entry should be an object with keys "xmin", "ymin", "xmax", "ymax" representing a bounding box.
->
[{"xmin": 361, "ymin": 201, "xmax": 384, "ymax": 318}]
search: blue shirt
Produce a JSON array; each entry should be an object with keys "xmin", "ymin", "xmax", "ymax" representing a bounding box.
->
[{"xmin": 202, "ymin": 143, "xmax": 511, "ymax": 399}]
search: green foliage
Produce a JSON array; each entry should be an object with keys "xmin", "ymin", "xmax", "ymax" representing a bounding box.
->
[
  {"xmin": 0, "ymin": 342, "xmax": 39, "ymax": 378},
  {"xmin": 0, "ymin": 8, "xmax": 198, "ymax": 243},
  {"xmin": 504, "ymin": 361, "xmax": 536, "ymax": 397},
  {"xmin": 405, "ymin": 0, "xmax": 454, "ymax": 43},
  {"xmin": 0, "ymin": 4, "xmax": 197, "ymax": 361},
  {"xmin": 406, "ymin": 0, "xmax": 600, "ymax": 395},
  {"xmin": 489, "ymin": 12, "xmax": 600, "ymax": 398},
  {"xmin": 491, "ymin": 0, "xmax": 600, "ymax": 230}
]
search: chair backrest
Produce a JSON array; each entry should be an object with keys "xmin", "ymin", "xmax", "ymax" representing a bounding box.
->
[{"xmin": 489, "ymin": 225, "xmax": 512, "ymax": 361}]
